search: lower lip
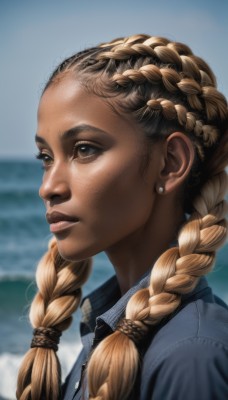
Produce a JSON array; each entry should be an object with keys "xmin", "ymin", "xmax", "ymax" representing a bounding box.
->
[{"xmin": 50, "ymin": 220, "xmax": 78, "ymax": 233}]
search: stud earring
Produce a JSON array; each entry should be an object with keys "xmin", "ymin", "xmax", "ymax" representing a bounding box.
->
[{"xmin": 157, "ymin": 186, "xmax": 164, "ymax": 194}]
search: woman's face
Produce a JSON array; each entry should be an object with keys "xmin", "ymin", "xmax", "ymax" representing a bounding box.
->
[{"xmin": 36, "ymin": 75, "xmax": 163, "ymax": 261}]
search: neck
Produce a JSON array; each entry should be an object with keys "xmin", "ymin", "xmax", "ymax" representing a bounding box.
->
[{"xmin": 105, "ymin": 195, "xmax": 185, "ymax": 295}]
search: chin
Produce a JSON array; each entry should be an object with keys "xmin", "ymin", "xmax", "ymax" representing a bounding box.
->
[{"xmin": 56, "ymin": 239, "xmax": 96, "ymax": 263}]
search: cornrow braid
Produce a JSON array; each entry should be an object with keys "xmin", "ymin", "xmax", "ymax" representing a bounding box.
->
[
  {"xmin": 98, "ymin": 36, "xmax": 216, "ymax": 86},
  {"xmin": 145, "ymin": 99, "xmax": 219, "ymax": 149},
  {"xmin": 112, "ymin": 64, "xmax": 226, "ymax": 120}
]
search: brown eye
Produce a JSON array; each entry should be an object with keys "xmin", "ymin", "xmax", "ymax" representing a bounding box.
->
[
  {"xmin": 74, "ymin": 143, "xmax": 100, "ymax": 159},
  {"xmin": 36, "ymin": 152, "xmax": 53, "ymax": 168}
]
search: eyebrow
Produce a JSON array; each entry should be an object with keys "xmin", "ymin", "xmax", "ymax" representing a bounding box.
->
[{"xmin": 35, "ymin": 124, "xmax": 109, "ymax": 144}]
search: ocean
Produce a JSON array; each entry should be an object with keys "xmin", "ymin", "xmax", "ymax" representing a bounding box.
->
[{"xmin": 0, "ymin": 160, "xmax": 227, "ymax": 400}]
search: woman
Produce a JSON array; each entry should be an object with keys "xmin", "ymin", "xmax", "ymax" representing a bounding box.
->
[{"xmin": 17, "ymin": 35, "xmax": 228, "ymax": 400}]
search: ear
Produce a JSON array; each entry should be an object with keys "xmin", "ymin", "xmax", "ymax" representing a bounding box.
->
[{"xmin": 157, "ymin": 132, "xmax": 195, "ymax": 194}]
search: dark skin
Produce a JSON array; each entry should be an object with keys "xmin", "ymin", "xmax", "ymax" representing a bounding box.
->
[{"xmin": 36, "ymin": 75, "xmax": 195, "ymax": 294}]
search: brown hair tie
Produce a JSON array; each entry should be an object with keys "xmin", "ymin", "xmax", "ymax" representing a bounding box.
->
[
  {"xmin": 31, "ymin": 327, "xmax": 62, "ymax": 352},
  {"xmin": 116, "ymin": 318, "xmax": 146, "ymax": 345}
]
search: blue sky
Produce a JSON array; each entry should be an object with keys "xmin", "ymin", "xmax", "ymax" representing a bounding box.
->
[{"xmin": 1, "ymin": 0, "xmax": 228, "ymax": 157}]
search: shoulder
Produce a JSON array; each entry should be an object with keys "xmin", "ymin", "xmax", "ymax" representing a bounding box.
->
[
  {"xmin": 140, "ymin": 299, "xmax": 228, "ymax": 400},
  {"xmin": 145, "ymin": 298, "xmax": 228, "ymax": 363}
]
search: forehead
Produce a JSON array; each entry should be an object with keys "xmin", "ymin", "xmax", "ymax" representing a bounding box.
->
[{"xmin": 37, "ymin": 75, "xmax": 145, "ymax": 141}]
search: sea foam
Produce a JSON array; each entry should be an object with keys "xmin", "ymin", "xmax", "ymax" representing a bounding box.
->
[{"xmin": 0, "ymin": 341, "xmax": 82, "ymax": 400}]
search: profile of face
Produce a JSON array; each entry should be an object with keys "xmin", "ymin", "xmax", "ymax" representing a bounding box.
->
[{"xmin": 36, "ymin": 75, "xmax": 164, "ymax": 261}]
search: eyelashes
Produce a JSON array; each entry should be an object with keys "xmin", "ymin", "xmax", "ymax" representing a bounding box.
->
[
  {"xmin": 35, "ymin": 151, "xmax": 52, "ymax": 169},
  {"xmin": 73, "ymin": 142, "xmax": 101, "ymax": 159},
  {"xmin": 36, "ymin": 152, "xmax": 51, "ymax": 161},
  {"xmin": 35, "ymin": 141, "xmax": 102, "ymax": 168}
]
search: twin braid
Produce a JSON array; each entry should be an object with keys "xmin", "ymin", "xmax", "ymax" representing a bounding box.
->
[{"xmin": 16, "ymin": 238, "xmax": 91, "ymax": 400}]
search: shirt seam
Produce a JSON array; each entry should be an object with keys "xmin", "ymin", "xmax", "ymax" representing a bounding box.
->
[
  {"xmin": 195, "ymin": 300, "xmax": 200, "ymax": 337},
  {"xmin": 149, "ymin": 335, "xmax": 228, "ymax": 370}
]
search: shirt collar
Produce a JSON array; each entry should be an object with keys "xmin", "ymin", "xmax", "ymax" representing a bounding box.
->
[{"xmin": 80, "ymin": 268, "xmax": 210, "ymax": 336}]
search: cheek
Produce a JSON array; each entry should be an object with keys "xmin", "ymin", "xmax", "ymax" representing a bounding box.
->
[
  {"xmin": 56, "ymin": 163, "xmax": 156, "ymax": 260},
  {"xmin": 79, "ymin": 163, "xmax": 155, "ymax": 232}
]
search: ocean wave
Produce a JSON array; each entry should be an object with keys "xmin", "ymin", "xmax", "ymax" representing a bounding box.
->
[
  {"xmin": 0, "ymin": 208, "xmax": 45, "ymax": 219},
  {"xmin": 0, "ymin": 182, "xmax": 39, "ymax": 192},
  {"xmin": 0, "ymin": 160, "xmax": 42, "ymax": 187},
  {"xmin": 0, "ymin": 217, "xmax": 49, "ymax": 243},
  {"xmin": 0, "ymin": 189, "xmax": 41, "ymax": 208},
  {"xmin": 0, "ymin": 234, "xmax": 50, "ymax": 254},
  {"xmin": 0, "ymin": 241, "xmax": 43, "ymax": 253},
  {"xmin": 0, "ymin": 272, "xmax": 34, "ymax": 281},
  {"xmin": 0, "ymin": 341, "xmax": 82, "ymax": 400},
  {"xmin": 0, "ymin": 254, "xmax": 113, "ymax": 311},
  {"xmin": 0, "ymin": 276, "xmax": 37, "ymax": 314}
]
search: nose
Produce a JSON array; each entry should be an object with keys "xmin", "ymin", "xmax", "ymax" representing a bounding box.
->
[{"xmin": 39, "ymin": 162, "xmax": 70, "ymax": 203}]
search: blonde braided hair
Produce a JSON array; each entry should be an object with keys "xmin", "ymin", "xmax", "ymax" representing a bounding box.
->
[
  {"xmin": 17, "ymin": 238, "xmax": 91, "ymax": 399},
  {"xmin": 17, "ymin": 35, "xmax": 227, "ymax": 400},
  {"xmin": 88, "ymin": 172, "xmax": 227, "ymax": 400}
]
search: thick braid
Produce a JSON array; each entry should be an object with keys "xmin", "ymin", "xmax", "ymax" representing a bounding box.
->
[
  {"xmin": 17, "ymin": 238, "xmax": 91, "ymax": 400},
  {"xmin": 88, "ymin": 166, "xmax": 227, "ymax": 400}
]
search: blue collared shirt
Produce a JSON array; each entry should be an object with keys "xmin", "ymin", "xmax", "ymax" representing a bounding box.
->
[{"xmin": 62, "ymin": 272, "xmax": 228, "ymax": 400}]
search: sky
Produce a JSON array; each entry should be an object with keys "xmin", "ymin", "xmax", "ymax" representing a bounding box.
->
[{"xmin": 0, "ymin": 0, "xmax": 228, "ymax": 158}]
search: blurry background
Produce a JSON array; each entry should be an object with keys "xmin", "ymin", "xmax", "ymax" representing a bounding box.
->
[{"xmin": 0, "ymin": 1, "xmax": 227, "ymax": 399}]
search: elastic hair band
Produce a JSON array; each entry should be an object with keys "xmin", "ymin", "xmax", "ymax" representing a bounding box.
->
[
  {"xmin": 31, "ymin": 327, "xmax": 62, "ymax": 352},
  {"xmin": 116, "ymin": 318, "xmax": 146, "ymax": 345}
]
